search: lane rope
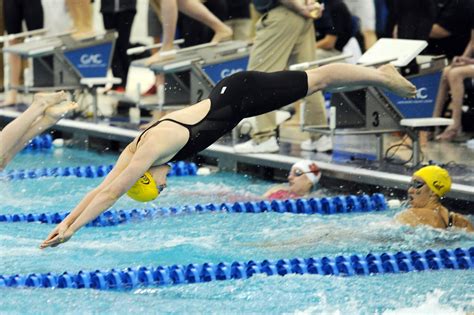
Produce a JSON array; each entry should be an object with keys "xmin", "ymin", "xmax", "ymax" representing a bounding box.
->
[
  {"xmin": 1, "ymin": 247, "xmax": 472, "ymax": 290},
  {"xmin": 21, "ymin": 134, "xmax": 53, "ymax": 152},
  {"xmin": 0, "ymin": 194, "xmax": 387, "ymax": 226},
  {"xmin": 0, "ymin": 161, "xmax": 198, "ymax": 181}
]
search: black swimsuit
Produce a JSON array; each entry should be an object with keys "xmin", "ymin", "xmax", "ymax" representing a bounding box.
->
[
  {"xmin": 444, "ymin": 212, "xmax": 454, "ymax": 228},
  {"xmin": 137, "ymin": 70, "xmax": 309, "ymax": 162}
]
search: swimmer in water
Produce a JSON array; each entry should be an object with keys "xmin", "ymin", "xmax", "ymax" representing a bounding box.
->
[
  {"xmin": 40, "ymin": 63, "xmax": 416, "ymax": 248},
  {"xmin": 264, "ymin": 160, "xmax": 322, "ymax": 200},
  {"xmin": 396, "ymin": 165, "xmax": 473, "ymax": 231},
  {"xmin": 0, "ymin": 91, "xmax": 78, "ymax": 171}
]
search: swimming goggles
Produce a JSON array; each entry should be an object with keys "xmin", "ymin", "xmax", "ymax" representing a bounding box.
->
[
  {"xmin": 293, "ymin": 169, "xmax": 314, "ymax": 177},
  {"xmin": 157, "ymin": 183, "xmax": 167, "ymax": 193},
  {"xmin": 409, "ymin": 179, "xmax": 425, "ymax": 190}
]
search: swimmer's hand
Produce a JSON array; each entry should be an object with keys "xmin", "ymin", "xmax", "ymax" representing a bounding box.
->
[{"xmin": 40, "ymin": 223, "xmax": 73, "ymax": 249}]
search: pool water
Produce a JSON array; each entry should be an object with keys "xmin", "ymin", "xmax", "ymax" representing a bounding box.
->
[{"xmin": 1, "ymin": 148, "xmax": 473, "ymax": 314}]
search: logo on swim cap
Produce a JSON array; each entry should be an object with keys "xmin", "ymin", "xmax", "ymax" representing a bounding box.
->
[
  {"xmin": 127, "ymin": 172, "xmax": 159, "ymax": 202},
  {"xmin": 432, "ymin": 180, "xmax": 444, "ymax": 192},
  {"xmin": 141, "ymin": 175, "xmax": 150, "ymax": 185},
  {"xmin": 413, "ymin": 165, "xmax": 451, "ymax": 197}
]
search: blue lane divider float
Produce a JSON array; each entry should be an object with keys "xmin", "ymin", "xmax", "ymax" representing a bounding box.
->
[
  {"xmin": 0, "ymin": 194, "xmax": 387, "ymax": 226},
  {"xmin": 21, "ymin": 134, "xmax": 53, "ymax": 152},
  {"xmin": 0, "ymin": 161, "xmax": 198, "ymax": 181},
  {"xmin": 0, "ymin": 247, "xmax": 472, "ymax": 290}
]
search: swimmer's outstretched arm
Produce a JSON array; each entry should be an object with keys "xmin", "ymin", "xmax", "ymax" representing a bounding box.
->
[
  {"xmin": 40, "ymin": 129, "xmax": 182, "ymax": 248},
  {"xmin": 39, "ymin": 144, "xmax": 143, "ymax": 248},
  {"xmin": 40, "ymin": 144, "xmax": 136, "ymax": 248}
]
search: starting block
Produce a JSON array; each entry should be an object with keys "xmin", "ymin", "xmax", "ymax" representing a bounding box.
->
[
  {"xmin": 3, "ymin": 31, "xmax": 119, "ymax": 121},
  {"xmin": 298, "ymin": 38, "xmax": 452, "ymax": 165},
  {"xmin": 3, "ymin": 31, "xmax": 117, "ymax": 91},
  {"xmin": 131, "ymin": 40, "xmax": 250, "ymax": 112}
]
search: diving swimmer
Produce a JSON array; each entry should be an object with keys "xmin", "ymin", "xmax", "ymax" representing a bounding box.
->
[{"xmin": 40, "ymin": 63, "xmax": 416, "ymax": 248}]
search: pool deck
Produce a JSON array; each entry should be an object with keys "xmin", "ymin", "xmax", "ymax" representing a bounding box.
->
[{"xmin": 1, "ymin": 108, "xmax": 473, "ymax": 211}]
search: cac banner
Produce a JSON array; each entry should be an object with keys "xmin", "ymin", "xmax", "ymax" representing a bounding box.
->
[
  {"xmin": 64, "ymin": 43, "xmax": 113, "ymax": 78},
  {"xmin": 384, "ymin": 71, "xmax": 442, "ymax": 118},
  {"xmin": 201, "ymin": 56, "xmax": 249, "ymax": 85}
]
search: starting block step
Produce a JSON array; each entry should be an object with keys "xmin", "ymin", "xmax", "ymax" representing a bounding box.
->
[{"xmin": 400, "ymin": 118, "xmax": 453, "ymax": 128}]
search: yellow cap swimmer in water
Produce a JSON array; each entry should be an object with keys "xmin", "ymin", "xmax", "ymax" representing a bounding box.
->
[
  {"xmin": 127, "ymin": 172, "xmax": 160, "ymax": 202},
  {"xmin": 413, "ymin": 165, "xmax": 451, "ymax": 197}
]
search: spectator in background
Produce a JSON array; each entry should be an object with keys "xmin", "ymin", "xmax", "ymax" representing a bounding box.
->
[
  {"xmin": 177, "ymin": 0, "xmax": 228, "ymax": 47},
  {"xmin": 147, "ymin": 1, "xmax": 163, "ymax": 49},
  {"xmin": 391, "ymin": 0, "xmax": 436, "ymax": 41},
  {"xmin": 1, "ymin": 0, "xmax": 44, "ymax": 107},
  {"xmin": 248, "ymin": 2, "xmax": 261, "ymax": 41},
  {"xmin": 427, "ymin": 0, "xmax": 473, "ymax": 59},
  {"xmin": 314, "ymin": 0, "xmax": 353, "ymax": 60},
  {"xmin": 101, "ymin": 0, "xmax": 137, "ymax": 92},
  {"xmin": 224, "ymin": 0, "xmax": 251, "ymax": 41},
  {"xmin": 144, "ymin": 1, "xmax": 231, "ymax": 97},
  {"xmin": 66, "ymin": 0, "xmax": 94, "ymax": 37},
  {"xmin": 389, "ymin": 0, "xmax": 436, "ymax": 76},
  {"xmin": 342, "ymin": 0, "xmax": 377, "ymax": 50},
  {"xmin": 374, "ymin": 0, "xmax": 389, "ymax": 38},
  {"xmin": 143, "ymin": 2, "xmax": 164, "ymax": 97},
  {"xmin": 146, "ymin": 0, "xmax": 232, "ymax": 65},
  {"xmin": 234, "ymin": 0, "xmax": 330, "ymax": 154},
  {"xmin": 432, "ymin": 28, "xmax": 474, "ymax": 141},
  {"xmin": 42, "ymin": 0, "xmax": 73, "ymax": 36}
]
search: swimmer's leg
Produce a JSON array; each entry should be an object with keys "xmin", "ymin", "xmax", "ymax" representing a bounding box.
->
[{"xmin": 305, "ymin": 63, "xmax": 416, "ymax": 98}]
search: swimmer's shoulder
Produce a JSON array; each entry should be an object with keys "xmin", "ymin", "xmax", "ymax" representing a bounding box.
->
[
  {"xmin": 396, "ymin": 207, "xmax": 445, "ymax": 229},
  {"xmin": 263, "ymin": 185, "xmax": 288, "ymax": 198}
]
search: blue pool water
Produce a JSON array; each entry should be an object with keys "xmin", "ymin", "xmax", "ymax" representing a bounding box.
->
[{"xmin": 1, "ymin": 148, "xmax": 473, "ymax": 314}]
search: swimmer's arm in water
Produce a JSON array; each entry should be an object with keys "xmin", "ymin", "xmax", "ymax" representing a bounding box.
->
[
  {"xmin": 40, "ymin": 144, "xmax": 135, "ymax": 248},
  {"xmin": 40, "ymin": 129, "xmax": 182, "ymax": 248},
  {"xmin": 450, "ymin": 213, "xmax": 474, "ymax": 232},
  {"xmin": 40, "ymin": 144, "xmax": 154, "ymax": 248}
]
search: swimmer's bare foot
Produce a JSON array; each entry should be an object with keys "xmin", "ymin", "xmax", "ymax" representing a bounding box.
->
[
  {"xmin": 0, "ymin": 90, "xmax": 18, "ymax": 107},
  {"xmin": 211, "ymin": 25, "xmax": 233, "ymax": 43},
  {"xmin": 71, "ymin": 30, "xmax": 96, "ymax": 40},
  {"xmin": 45, "ymin": 101, "xmax": 78, "ymax": 121},
  {"xmin": 33, "ymin": 91, "xmax": 68, "ymax": 110},
  {"xmin": 378, "ymin": 64, "xmax": 417, "ymax": 98},
  {"xmin": 145, "ymin": 50, "xmax": 177, "ymax": 66}
]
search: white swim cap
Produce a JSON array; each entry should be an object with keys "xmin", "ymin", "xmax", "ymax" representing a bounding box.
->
[{"xmin": 291, "ymin": 160, "xmax": 322, "ymax": 185}]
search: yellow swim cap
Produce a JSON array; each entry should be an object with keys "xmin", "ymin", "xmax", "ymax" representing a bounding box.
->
[
  {"xmin": 413, "ymin": 165, "xmax": 451, "ymax": 197},
  {"xmin": 127, "ymin": 172, "xmax": 159, "ymax": 202}
]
